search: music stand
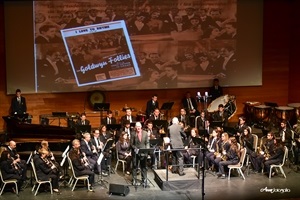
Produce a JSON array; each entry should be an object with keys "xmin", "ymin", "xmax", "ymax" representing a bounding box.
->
[
  {"xmin": 102, "ymin": 139, "xmax": 115, "ymax": 175},
  {"xmin": 199, "ymin": 129, "xmax": 210, "ymax": 139},
  {"xmin": 60, "ymin": 145, "xmax": 70, "ymax": 187},
  {"xmin": 106, "ymin": 124, "xmax": 122, "ymax": 131},
  {"xmin": 133, "ymin": 148, "xmax": 155, "ymax": 189},
  {"xmin": 160, "ymin": 102, "xmax": 174, "ymax": 119},
  {"xmin": 210, "ymin": 121, "xmax": 223, "ymax": 128},
  {"xmin": 94, "ymin": 103, "xmax": 110, "ymax": 125},
  {"xmin": 223, "ymin": 126, "xmax": 237, "ymax": 136},
  {"xmin": 52, "ymin": 112, "xmax": 67, "ymax": 126},
  {"xmin": 152, "ymin": 120, "xmax": 168, "ymax": 137},
  {"xmin": 75, "ymin": 125, "xmax": 91, "ymax": 134}
]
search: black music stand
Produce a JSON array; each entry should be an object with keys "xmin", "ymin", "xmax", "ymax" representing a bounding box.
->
[
  {"xmin": 152, "ymin": 120, "xmax": 168, "ymax": 137},
  {"xmin": 75, "ymin": 125, "xmax": 91, "ymax": 134},
  {"xmin": 94, "ymin": 103, "xmax": 110, "ymax": 125},
  {"xmin": 160, "ymin": 102, "xmax": 174, "ymax": 119},
  {"xmin": 199, "ymin": 129, "xmax": 210, "ymax": 139},
  {"xmin": 210, "ymin": 121, "xmax": 223, "ymax": 128},
  {"xmin": 102, "ymin": 139, "xmax": 115, "ymax": 175},
  {"xmin": 52, "ymin": 112, "xmax": 67, "ymax": 126},
  {"xmin": 191, "ymin": 137, "xmax": 209, "ymax": 200},
  {"xmin": 223, "ymin": 126, "xmax": 237, "ymax": 136},
  {"xmin": 133, "ymin": 148, "xmax": 155, "ymax": 190},
  {"xmin": 149, "ymin": 138, "xmax": 163, "ymax": 169},
  {"xmin": 13, "ymin": 113, "xmax": 29, "ymax": 123}
]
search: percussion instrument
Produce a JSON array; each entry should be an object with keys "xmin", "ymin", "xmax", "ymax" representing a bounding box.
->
[
  {"xmin": 275, "ymin": 106, "xmax": 294, "ymax": 121},
  {"xmin": 253, "ymin": 105, "xmax": 271, "ymax": 121},
  {"xmin": 287, "ymin": 103, "xmax": 300, "ymax": 118},
  {"xmin": 136, "ymin": 114, "xmax": 146, "ymax": 123},
  {"xmin": 207, "ymin": 94, "xmax": 237, "ymax": 119},
  {"xmin": 244, "ymin": 101, "xmax": 261, "ymax": 115}
]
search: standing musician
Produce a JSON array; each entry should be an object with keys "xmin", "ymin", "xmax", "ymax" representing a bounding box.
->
[
  {"xmin": 183, "ymin": 128, "xmax": 201, "ymax": 166},
  {"xmin": 263, "ymin": 139, "xmax": 285, "ymax": 177},
  {"xmin": 116, "ymin": 132, "xmax": 132, "ymax": 175},
  {"xmin": 7, "ymin": 140, "xmax": 28, "ymax": 181},
  {"xmin": 251, "ymin": 132, "xmax": 276, "ymax": 173},
  {"xmin": 169, "ymin": 117, "xmax": 186, "ymax": 176},
  {"xmin": 0, "ymin": 150, "xmax": 24, "ymax": 193},
  {"xmin": 33, "ymin": 148, "xmax": 60, "ymax": 193},
  {"xmin": 130, "ymin": 122, "xmax": 150, "ymax": 185},
  {"xmin": 217, "ymin": 137, "xmax": 240, "ymax": 179},
  {"xmin": 10, "ymin": 88, "xmax": 27, "ymax": 115},
  {"xmin": 213, "ymin": 132, "xmax": 230, "ymax": 172},
  {"xmin": 69, "ymin": 139, "xmax": 94, "ymax": 191},
  {"xmin": 80, "ymin": 132, "xmax": 106, "ymax": 176},
  {"xmin": 99, "ymin": 125, "xmax": 114, "ymax": 174},
  {"xmin": 146, "ymin": 94, "xmax": 159, "ymax": 119},
  {"xmin": 206, "ymin": 129, "xmax": 220, "ymax": 169}
]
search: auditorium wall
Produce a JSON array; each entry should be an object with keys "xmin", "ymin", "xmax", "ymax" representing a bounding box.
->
[{"xmin": 0, "ymin": 0, "xmax": 299, "ymax": 131}]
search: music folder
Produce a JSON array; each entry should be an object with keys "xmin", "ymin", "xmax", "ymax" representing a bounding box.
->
[
  {"xmin": 223, "ymin": 126, "xmax": 237, "ymax": 136},
  {"xmin": 94, "ymin": 103, "xmax": 110, "ymax": 111},
  {"xmin": 149, "ymin": 138, "xmax": 163, "ymax": 147},
  {"xmin": 75, "ymin": 124, "xmax": 91, "ymax": 133},
  {"xmin": 210, "ymin": 121, "xmax": 223, "ymax": 128},
  {"xmin": 107, "ymin": 124, "xmax": 121, "ymax": 131},
  {"xmin": 160, "ymin": 102, "xmax": 174, "ymax": 110},
  {"xmin": 191, "ymin": 137, "xmax": 207, "ymax": 150}
]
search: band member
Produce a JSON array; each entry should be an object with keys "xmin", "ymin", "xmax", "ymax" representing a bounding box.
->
[
  {"xmin": 7, "ymin": 140, "xmax": 28, "ymax": 181},
  {"xmin": 145, "ymin": 121, "xmax": 160, "ymax": 169},
  {"xmin": 90, "ymin": 129, "xmax": 104, "ymax": 154},
  {"xmin": 183, "ymin": 128, "xmax": 201, "ymax": 166},
  {"xmin": 217, "ymin": 137, "xmax": 240, "ymax": 179},
  {"xmin": 99, "ymin": 125, "xmax": 114, "ymax": 174},
  {"xmin": 197, "ymin": 111, "xmax": 207, "ymax": 131},
  {"xmin": 278, "ymin": 120, "xmax": 292, "ymax": 148},
  {"xmin": 69, "ymin": 139, "xmax": 94, "ymax": 191},
  {"xmin": 131, "ymin": 122, "xmax": 150, "ymax": 185},
  {"xmin": 206, "ymin": 129, "xmax": 220, "ymax": 169},
  {"xmin": 212, "ymin": 104, "xmax": 229, "ymax": 127},
  {"xmin": 33, "ymin": 148, "xmax": 60, "ymax": 193},
  {"xmin": 148, "ymin": 108, "xmax": 161, "ymax": 121},
  {"xmin": 263, "ymin": 139, "xmax": 285, "ymax": 177},
  {"xmin": 251, "ymin": 132, "xmax": 275, "ymax": 172},
  {"xmin": 177, "ymin": 108, "xmax": 190, "ymax": 127},
  {"xmin": 76, "ymin": 113, "xmax": 90, "ymax": 125},
  {"xmin": 235, "ymin": 116, "xmax": 248, "ymax": 137},
  {"xmin": 121, "ymin": 107, "xmax": 136, "ymax": 126},
  {"xmin": 116, "ymin": 132, "xmax": 132, "ymax": 175},
  {"xmin": 10, "ymin": 89, "xmax": 27, "ymax": 115},
  {"xmin": 101, "ymin": 110, "xmax": 117, "ymax": 125},
  {"xmin": 182, "ymin": 92, "xmax": 200, "ymax": 126},
  {"xmin": 240, "ymin": 127, "xmax": 254, "ymax": 155},
  {"xmin": 39, "ymin": 140, "xmax": 62, "ymax": 176},
  {"xmin": 80, "ymin": 132, "xmax": 106, "ymax": 176},
  {"xmin": 146, "ymin": 94, "xmax": 159, "ymax": 118},
  {"xmin": 119, "ymin": 120, "xmax": 133, "ymax": 140},
  {"xmin": 213, "ymin": 132, "xmax": 230, "ymax": 172},
  {"xmin": 0, "ymin": 150, "xmax": 24, "ymax": 193},
  {"xmin": 169, "ymin": 117, "xmax": 186, "ymax": 176}
]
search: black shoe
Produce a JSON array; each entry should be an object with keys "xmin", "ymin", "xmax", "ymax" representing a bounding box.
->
[
  {"xmin": 179, "ymin": 172, "xmax": 186, "ymax": 176},
  {"xmin": 216, "ymin": 173, "xmax": 222, "ymax": 177},
  {"xmin": 101, "ymin": 171, "xmax": 108, "ymax": 177}
]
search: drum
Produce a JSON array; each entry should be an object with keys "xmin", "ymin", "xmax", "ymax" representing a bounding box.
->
[
  {"xmin": 287, "ymin": 103, "xmax": 300, "ymax": 118},
  {"xmin": 275, "ymin": 106, "xmax": 294, "ymax": 121},
  {"xmin": 136, "ymin": 114, "xmax": 146, "ymax": 122},
  {"xmin": 253, "ymin": 105, "xmax": 271, "ymax": 121},
  {"xmin": 207, "ymin": 94, "xmax": 237, "ymax": 119}
]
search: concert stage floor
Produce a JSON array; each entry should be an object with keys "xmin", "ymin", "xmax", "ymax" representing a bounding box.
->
[{"xmin": 2, "ymin": 164, "xmax": 300, "ymax": 200}]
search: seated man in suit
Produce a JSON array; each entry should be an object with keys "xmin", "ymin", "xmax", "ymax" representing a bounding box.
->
[
  {"xmin": 148, "ymin": 108, "xmax": 162, "ymax": 121},
  {"xmin": 76, "ymin": 113, "xmax": 90, "ymax": 126},
  {"xmin": 101, "ymin": 110, "xmax": 117, "ymax": 125},
  {"xmin": 121, "ymin": 107, "xmax": 136, "ymax": 126}
]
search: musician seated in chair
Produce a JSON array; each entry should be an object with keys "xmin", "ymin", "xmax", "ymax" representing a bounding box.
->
[
  {"xmin": 206, "ymin": 129, "xmax": 220, "ymax": 170},
  {"xmin": 101, "ymin": 110, "xmax": 117, "ymax": 125},
  {"xmin": 148, "ymin": 108, "xmax": 162, "ymax": 121},
  {"xmin": 217, "ymin": 137, "xmax": 240, "ymax": 179},
  {"xmin": 116, "ymin": 132, "xmax": 132, "ymax": 175},
  {"xmin": 76, "ymin": 113, "xmax": 90, "ymax": 126},
  {"xmin": 33, "ymin": 148, "xmax": 60, "ymax": 193},
  {"xmin": 251, "ymin": 132, "xmax": 275, "ymax": 173},
  {"xmin": 69, "ymin": 139, "xmax": 94, "ymax": 191},
  {"xmin": 177, "ymin": 108, "xmax": 190, "ymax": 127},
  {"xmin": 99, "ymin": 125, "xmax": 114, "ymax": 174},
  {"xmin": 213, "ymin": 132, "xmax": 230, "ymax": 172},
  {"xmin": 277, "ymin": 120, "xmax": 292, "ymax": 149},
  {"xmin": 212, "ymin": 104, "xmax": 229, "ymax": 127},
  {"xmin": 235, "ymin": 116, "xmax": 248, "ymax": 137},
  {"xmin": 183, "ymin": 128, "xmax": 202, "ymax": 167},
  {"xmin": 263, "ymin": 139, "xmax": 285, "ymax": 177},
  {"xmin": 0, "ymin": 150, "xmax": 24, "ymax": 193}
]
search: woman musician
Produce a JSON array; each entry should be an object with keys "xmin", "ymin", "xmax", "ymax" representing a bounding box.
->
[
  {"xmin": 0, "ymin": 150, "xmax": 23, "ymax": 193},
  {"xmin": 40, "ymin": 140, "xmax": 63, "ymax": 176},
  {"xmin": 206, "ymin": 129, "xmax": 220, "ymax": 170},
  {"xmin": 33, "ymin": 148, "xmax": 60, "ymax": 193},
  {"xmin": 251, "ymin": 132, "xmax": 276, "ymax": 173},
  {"xmin": 183, "ymin": 128, "xmax": 202, "ymax": 167},
  {"xmin": 240, "ymin": 127, "xmax": 254, "ymax": 154},
  {"xmin": 217, "ymin": 137, "xmax": 240, "ymax": 179},
  {"xmin": 213, "ymin": 132, "xmax": 230, "ymax": 172},
  {"xmin": 69, "ymin": 139, "xmax": 94, "ymax": 191},
  {"xmin": 116, "ymin": 132, "xmax": 132, "ymax": 175}
]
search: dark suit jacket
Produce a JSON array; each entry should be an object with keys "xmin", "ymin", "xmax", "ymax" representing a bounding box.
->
[
  {"xmin": 210, "ymin": 86, "xmax": 223, "ymax": 101},
  {"xmin": 146, "ymin": 100, "xmax": 159, "ymax": 118},
  {"xmin": 80, "ymin": 140, "xmax": 95, "ymax": 159},
  {"xmin": 182, "ymin": 97, "xmax": 199, "ymax": 115},
  {"xmin": 11, "ymin": 96, "xmax": 27, "ymax": 115},
  {"xmin": 33, "ymin": 156, "xmax": 53, "ymax": 181},
  {"xmin": 68, "ymin": 148, "xmax": 93, "ymax": 176},
  {"xmin": 120, "ymin": 115, "xmax": 136, "ymax": 126},
  {"xmin": 0, "ymin": 160, "xmax": 21, "ymax": 180},
  {"xmin": 130, "ymin": 130, "xmax": 150, "ymax": 150},
  {"xmin": 177, "ymin": 114, "xmax": 190, "ymax": 126},
  {"xmin": 76, "ymin": 119, "xmax": 90, "ymax": 126},
  {"xmin": 101, "ymin": 117, "xmax": 117, "ymax": 125}
]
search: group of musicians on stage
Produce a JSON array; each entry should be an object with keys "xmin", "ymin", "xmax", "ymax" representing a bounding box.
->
[{"xmin": 2, "ymin": 88, "xmax": 300, "ymax": 193}]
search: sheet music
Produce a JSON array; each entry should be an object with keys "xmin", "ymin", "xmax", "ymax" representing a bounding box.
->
[
  {"xmin": 62, "ymin": 145, "xmax": 70, "ymax": 158},
  {"xmin": 97, "ymin": 152, "xmax": 104, "ymax": 165},
  {"xmin": 60, "ymin": 155, "xmax": 67, "ymax": 167},
  {"xmin": 26, "ymin": 152, "xmax": 33, "ymax": 164}
]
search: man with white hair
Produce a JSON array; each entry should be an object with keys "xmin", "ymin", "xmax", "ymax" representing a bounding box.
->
[
  {"xmin": 168, "ymin": 117, "xmax": 186, "ymax": 176},
  {"xmin": 130, "ymin": 122, "xmax": 150, "ymax": 186}
]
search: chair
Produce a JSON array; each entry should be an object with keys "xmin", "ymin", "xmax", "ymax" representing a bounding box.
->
[
  {"xmin": 30, "ymin": 159, "xmax": 53, "ymax": 196},
  {"xmin": 228, "ymin": 148, "xmax": 247, "ymax": 180},
  {"xmin": 114, "ymin": 143, "xmax": 127, "ymax": 174},
  {"xmin": 246, "ymin": 134, "xmax": 258, "ymax": 175},
  {"xmin": 0, "ymin": 170, "xmax": 18, "ymax": 195},
  {"xmin": 195, "ymin": 116, "xmax": 200, "ymax": 128},
  {"xmin": 67, "ymin": 154, "xmax": 90, "ymax": 191},
  {"xmin": 269, "ymin": 146, "xmax": 288, "ymax": 179}
]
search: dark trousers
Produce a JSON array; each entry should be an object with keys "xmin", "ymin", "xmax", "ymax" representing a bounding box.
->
[{"xmin": 132, "ymin": 154, "xmax": 147, "ymax": 181}]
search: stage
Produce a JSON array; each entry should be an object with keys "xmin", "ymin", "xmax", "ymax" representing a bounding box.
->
[{"xmin": 153, "ymin": 168, "xmax": 201, "ymax": 191}]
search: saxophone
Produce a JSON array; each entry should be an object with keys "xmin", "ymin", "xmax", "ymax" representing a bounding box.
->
[
  {"xmin": 220, "ymin": 141, "xmax": 228, "ymax": 161},
  {"xmin": 263, "ymin": 143, "xmax": 270, "ymax": 159}
]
